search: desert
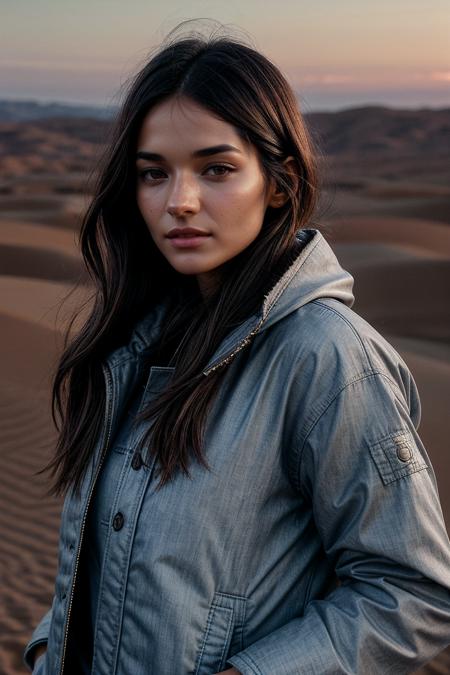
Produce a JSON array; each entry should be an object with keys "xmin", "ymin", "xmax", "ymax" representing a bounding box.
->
[{"xmin": 1, "ymin": 103, "xmax": 449, "ymax": 674}]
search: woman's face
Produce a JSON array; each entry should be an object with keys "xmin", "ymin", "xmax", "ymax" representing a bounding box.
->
[{"xmin": 135, "ymin": 95, "xmax": 280, "ymax": 295}]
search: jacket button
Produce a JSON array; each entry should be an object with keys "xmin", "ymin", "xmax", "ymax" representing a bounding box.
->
[
  {"xmin": 131, "ymin": 452, "xmax": 143, "ymax": 470},
  {"xmin": 112, "ymin": 512, "xmax": 124, "ymax": 531},
  {"xmin": 397, "ymin": 444, "xmax": 412, "ymax": 462}
]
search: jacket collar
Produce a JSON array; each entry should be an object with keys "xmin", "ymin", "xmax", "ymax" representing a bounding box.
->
[
  {"xmin": 106, "ymin": 229, "xmax": 354, "ymax": 373},
  {"xmin": 201, "ymin": 228, "xmax": 354, "ymax": 374}
]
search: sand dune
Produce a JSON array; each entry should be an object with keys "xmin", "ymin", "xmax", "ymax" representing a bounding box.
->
[
  {"xmin": 0, "ymin": 220, "xmax": 79, "ymax": 252},
  {"xmin": 1, "ymin": 313, "xmax": 59, "ymax": 389},
  {"xmin": 335, "ymin": 249, "xmax": 450, "ymax": 341},
  {"xmin": 1, "ymin": 109, "xmax": 450, "ymax": 673},
  {"xmin": 0, "ymin": 244, "xmax": 84, "ymax": 282},
  {"xmin": 0, "ymin": 194, "xmax": 89, "ymax": 229},
  {"xmin": 0, "ymin": 219, "xmax": 84, "ymax": 282},
  {"xmin": 0, "ymin": 380, "xmax": 60, "ymax": 675},
  {"xmin": 328, "ymin": 215, "xmax": 450, "ymax": 253},
  {"xmin": 0, "ymin": 276, "xmax": 88, "ymax": 332}
]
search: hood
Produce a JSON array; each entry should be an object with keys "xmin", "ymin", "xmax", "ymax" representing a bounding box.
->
[
  {"xmin": 201, "ymin": 228, "xmax": 354, "ymax": 374},
  {"xmin": 259, "ymin": 228, "xmax": 354, "ymax": 330},
  {"xmin": 111, "ymin": 228, "xmax": 354, "ymax": 373}
]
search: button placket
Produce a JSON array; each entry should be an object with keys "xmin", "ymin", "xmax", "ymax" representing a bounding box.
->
[
  {"xmin": 92, "ymin": 445, "xmax": 155, "ymax": 671},
  {"xmin": 91, "ymin": 365, "xmax": 175, "ymax": 670}
]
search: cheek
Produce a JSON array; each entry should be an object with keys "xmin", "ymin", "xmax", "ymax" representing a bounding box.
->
[
  {"xmin": 222, "ymin": 182, "xmax": 267, "ymax": 231},
  {"xmin": 237, "ymin": 171, "xmax": 267, "ymax": 208},
  {"xmin": 136, "ymin": 190, "xmax": 160, "ymax": 223}
]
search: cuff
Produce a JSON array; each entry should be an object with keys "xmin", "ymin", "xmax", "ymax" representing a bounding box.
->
[{"xmin": 23, "ymin": 639, "xmax": 48, "ymax": 672}]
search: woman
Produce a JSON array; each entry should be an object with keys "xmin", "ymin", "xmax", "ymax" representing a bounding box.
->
[{"xmin": 25, "ymin": 26, "xmax": 450, "ymax": 675}]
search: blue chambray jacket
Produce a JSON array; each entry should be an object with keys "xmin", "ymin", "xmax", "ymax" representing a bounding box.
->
[{"xmin": 25, "ymin": 228, "xmax": 450, "ymax": 674}]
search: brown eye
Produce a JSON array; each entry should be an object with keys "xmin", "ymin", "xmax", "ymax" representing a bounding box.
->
[
  {"xmin": 204, "ymin": 164, "xmax": 234, "ymax": 177},
  {"xmin": 139, "ymin": 168, "xmax": 166, "ymax": 181}
]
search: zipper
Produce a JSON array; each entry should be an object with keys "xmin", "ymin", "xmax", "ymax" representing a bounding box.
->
[
  {"xmin": 59, "ymin": 363, "xmax": 114, "ymax": 674},
  {"xmin": 204, "ymin": 317, "xmax": 265, "ymax": 375},
  {"xmin": 204, "ymin": 243, "xmax": 307, "ymax": 376}
]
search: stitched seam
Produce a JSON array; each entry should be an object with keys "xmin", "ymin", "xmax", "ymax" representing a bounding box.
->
[
  {"xmin": 377, "ymin": 371, "xmax": 410, "ymax": 403},
  {"xmin": 215, "ymin": 592, "xmax": 247, "ymax": 653},
  {"xmin": 300, "ymin": 370, "xmax": 380, "ymax": 446},
  {"xmin": 377, "ymin": 462, "xmax": 428, "ymax": 486},
  {"xmin": 91, "ymin": 449, "xmax": 130, "ymax": 671},
  {"xmin": 194, "ymin": 605, "xmax": 216, "ymax": 675},
  {"xmin": 294, "ymin": 371, "xmax": 385, "ymax": 492},
  {"xmin": 312, "ymin": 300, "xmax": 372, "ymax": 370},
  {"xmin": 240, "ymin": 595, "xmax": 248, "ymax": 652},
  {"xmin": 311, "ymin": 302, "xmax": 410, "ymax": 399},
  {"xmin": 370, "ymin": 428, "xmax": 408, "ymax": 446},
  {"xmin": 239, "ymin": 652, "xmax": 264, "ymax": 675},
  {"xmin": 112, "ymin": 465, "xmax": 152, "ymax": 674},
  {"xmin": 218, "ymin": 608, "xmax": 234, "ymax": 670},
  {"xmin": 369, "ymin": 431, "xmax": 428, "ymax": 485},
  {"xmin": 216, "ymin": 590, "xmax": 248, "ymax": 601},
  {"xmin": 194, "ymin": 604, "xmax": 233, "ymax": 675}
]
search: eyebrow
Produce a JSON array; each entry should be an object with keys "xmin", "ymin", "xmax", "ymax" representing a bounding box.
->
[{"xmin": 135, "ymin": 144, "xmax": 242, "ymax": 162}]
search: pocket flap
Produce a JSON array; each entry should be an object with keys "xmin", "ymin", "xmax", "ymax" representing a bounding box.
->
[
  {"xmin": 369, "ymin": 429, "xmax": 428, "ymax": 486},
  {"xmin": 194, "ymin": 591, "xmax": 246, "ymax": 675}
]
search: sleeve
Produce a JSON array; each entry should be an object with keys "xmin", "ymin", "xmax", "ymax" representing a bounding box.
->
[
  {"xmin": 23, "ymin": 605, "xmax": 52, "ymax": 671},
  {"xmin": 30, "ymin": 651, "xmax": 46, "ymax": 674},
  {"xmin": 227, "ymin": 370, "xmax": 450, "ymax": 675}
]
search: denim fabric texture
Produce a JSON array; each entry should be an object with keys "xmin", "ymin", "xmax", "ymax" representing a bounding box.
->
[
  {"xmin": 23, "ymin": 229, "xmax": 450, "ymax": 674},
  {"xmin": 31, "ymin": 652, "xmax": 46, "ymax": 674}
]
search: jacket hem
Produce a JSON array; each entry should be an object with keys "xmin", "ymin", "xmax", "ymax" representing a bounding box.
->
[{"xmin": 227, "ymin": 652, "xmax": 263, "ymax": 675}]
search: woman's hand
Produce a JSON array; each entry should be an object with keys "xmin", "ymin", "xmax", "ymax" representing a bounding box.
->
[{"xmin": 214, "ymin": 668, "xmax": 242, "ymax": 675}]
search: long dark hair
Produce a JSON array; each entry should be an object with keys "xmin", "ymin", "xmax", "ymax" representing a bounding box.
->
[{"xmin": 45, "ymin": 23, "xmax": 322, "ymax": 496}]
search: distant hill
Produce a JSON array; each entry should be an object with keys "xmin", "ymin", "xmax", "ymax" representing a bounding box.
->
[
  {"xmin": 306, "ymin": 106, "xmax": 450, "ymax": 157},
  {"xmin": 0, "ymin": 99, "xmax": 116, "ymax": 122},
  {"xmin": 0, "ymin": 101, "xmax": 449, "ymax": 179}
]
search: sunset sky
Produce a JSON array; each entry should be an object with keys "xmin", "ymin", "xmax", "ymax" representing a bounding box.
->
[{"xmin": 1, "ymin": 0, "xmax": 449, "ymax": 111}]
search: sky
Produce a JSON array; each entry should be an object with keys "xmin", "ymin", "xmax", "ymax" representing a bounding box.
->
[{"xmin": 1, "ymin": 0, "xmax": 449, "ymax": 112}]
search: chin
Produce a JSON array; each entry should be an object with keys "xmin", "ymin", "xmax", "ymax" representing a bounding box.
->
[{"xmin": 167, "ymin": 260, "xmax": 215, "ymax": 276}]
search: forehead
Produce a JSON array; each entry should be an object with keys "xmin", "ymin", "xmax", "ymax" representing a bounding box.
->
[{"xmin": 136, "ymin": 96, "xmax": 247, "ymax": 152}]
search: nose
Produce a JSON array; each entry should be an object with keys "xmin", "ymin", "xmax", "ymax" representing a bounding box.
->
[{"xmin": 167, "ymin": 172, "xmax": 200, "ymax": 217}]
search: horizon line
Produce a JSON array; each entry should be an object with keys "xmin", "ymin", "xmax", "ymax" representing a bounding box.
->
[{"xmin": 1, "ymin": 96, "xmax": 449, "ymax": 117}]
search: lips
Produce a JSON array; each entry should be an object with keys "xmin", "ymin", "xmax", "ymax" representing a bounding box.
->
[{"xmin": 167, "ymin": 227, "xmax": 210, "ymax": 238}]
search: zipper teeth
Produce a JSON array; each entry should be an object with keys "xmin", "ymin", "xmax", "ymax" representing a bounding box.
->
[
  {"xmin": 205, "ymin": 319, "xmax": 265, "ymax": 375},
  {"xmin": 59, "ymin": 364, "xmax": 114, "ymax": 674}
]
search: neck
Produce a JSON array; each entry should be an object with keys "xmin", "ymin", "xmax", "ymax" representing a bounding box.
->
[{"xmin": 196, "ymin": 270, "xmax": 221, "ymax": 303}]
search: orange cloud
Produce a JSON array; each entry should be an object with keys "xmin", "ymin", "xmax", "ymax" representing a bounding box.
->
[{"xmin": 431, "ymin": 71, "xmax": 450, "ymax": 82}]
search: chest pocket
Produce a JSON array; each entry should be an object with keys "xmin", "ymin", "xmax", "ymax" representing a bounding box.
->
[{"xmin": 193, "ymin": 591, "xmax": 247, "ymax": 675}]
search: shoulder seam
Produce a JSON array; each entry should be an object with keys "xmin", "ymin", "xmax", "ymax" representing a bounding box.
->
[
  {"xmin": 294, "ymin": 370, "xmax": 401, "ymax": 493},
  {"xmin": 311, "ymin": 299, "xmax": 372, "ymax": 371}
]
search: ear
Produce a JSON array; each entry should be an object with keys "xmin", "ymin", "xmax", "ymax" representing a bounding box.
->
[{"xmin": 266, "ymin": 156, "xmax": 298, "ymax": 208}]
